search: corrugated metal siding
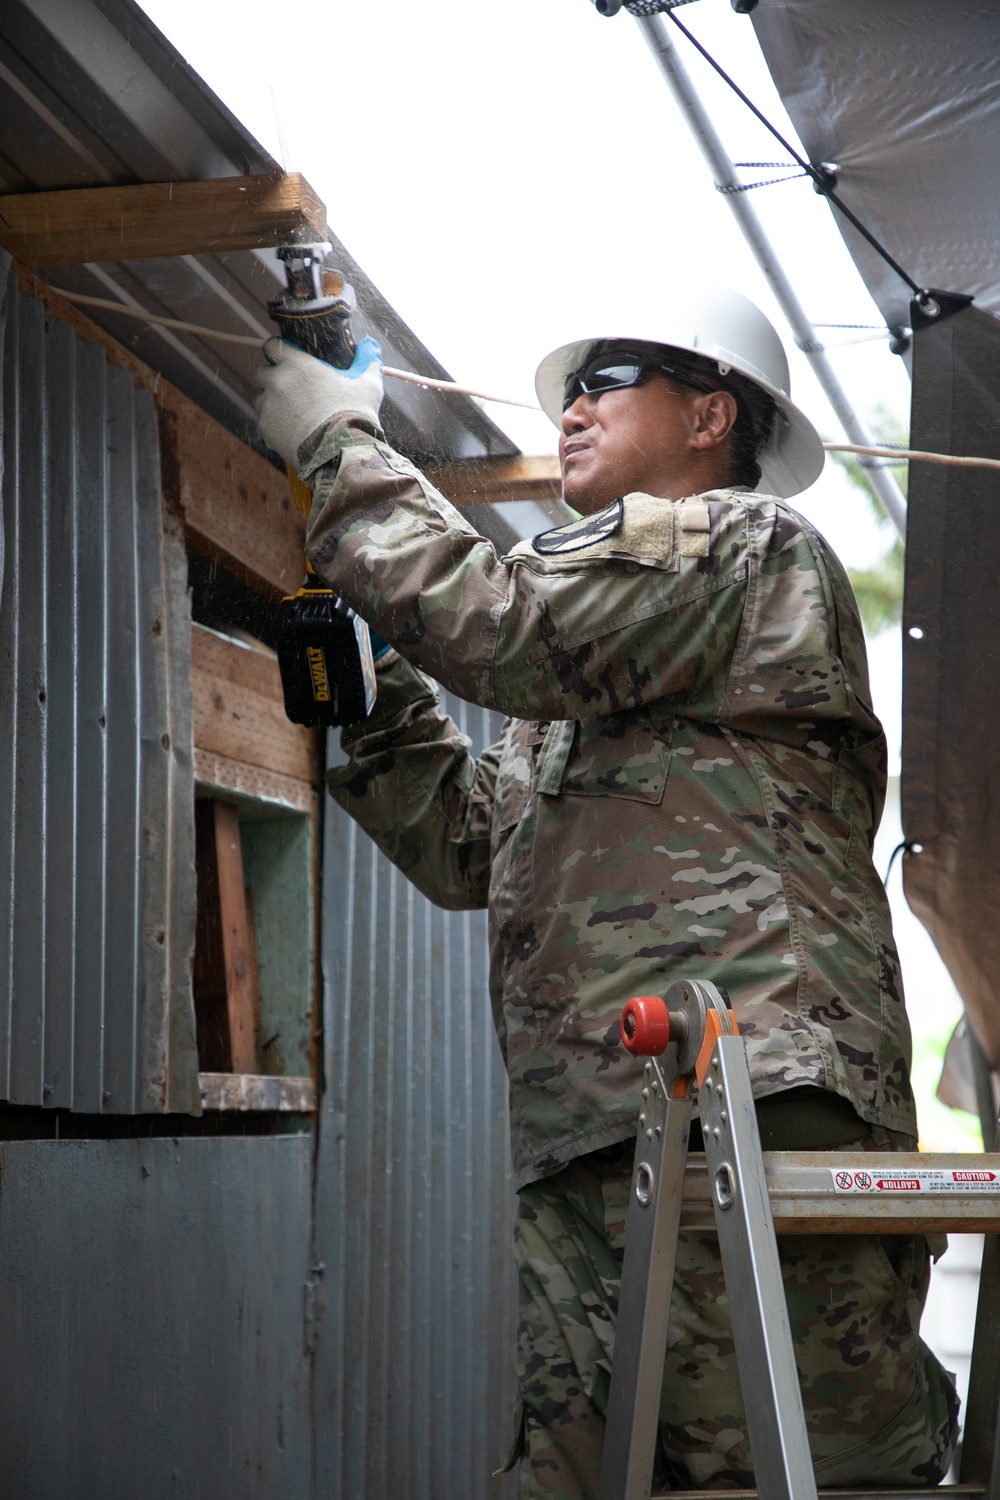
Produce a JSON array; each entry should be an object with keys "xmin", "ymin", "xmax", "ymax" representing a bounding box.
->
[
  {"xmin": 0, "ymin": 1136, "xmax": 313, "ymax": 1500},
  {"xmin": 315, "ymin": 692, "xmax": 518, "ymax": 1500},
  {"xmin": 0, "ymin": 262, "xmax": 199, "ymax": 1113}
]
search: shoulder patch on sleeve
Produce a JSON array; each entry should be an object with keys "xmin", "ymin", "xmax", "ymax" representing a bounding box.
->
[
  {"xmin": 530, "ymin": 497, "xmax": 624, "ymax": 555},
  {"xmin": 506, "ymin": 493, "xmax": 679, "ymax": 568}
]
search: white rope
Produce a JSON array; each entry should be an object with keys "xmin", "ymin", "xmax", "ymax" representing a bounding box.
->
[
  {"xmin": 827, "ymin": 441, "xmax": 1000, "ymax": 473},
  {"xmin": 49, "ymin": 287, "xmax": 1000, "ymax": 472},
  {"xmin": 51, "ymin": 288, "xmax": 539, "ymax": 409}
]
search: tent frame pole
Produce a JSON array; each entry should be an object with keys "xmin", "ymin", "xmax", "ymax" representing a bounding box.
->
[{"xmin": 635, "ymin": 13, "xmax": 908, "ymax": 538}]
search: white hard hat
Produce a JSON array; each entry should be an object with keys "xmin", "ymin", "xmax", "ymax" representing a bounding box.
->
[{"xmin": 534, "ymin": 285, "xmax": 824, "ymax": 498}]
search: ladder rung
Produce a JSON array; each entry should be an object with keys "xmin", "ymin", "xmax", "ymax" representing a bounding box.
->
[
  {"xmin": 655, "ymin": 1488, "xmax": 984, "ymax": 1498},
  {"xmin": 680, "ymin": 1152, "xmax": 1000, "ymax": 1233}
]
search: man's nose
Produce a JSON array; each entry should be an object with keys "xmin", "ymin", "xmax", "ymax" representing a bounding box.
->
[{"xmin": 561, "ymin": 393, "xmax": 596, "ymax": 434}]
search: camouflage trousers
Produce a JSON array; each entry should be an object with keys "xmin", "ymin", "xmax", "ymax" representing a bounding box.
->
[{"xmin": 510, "ymin": 1141, "xmax": 959, "ymax": 1496}]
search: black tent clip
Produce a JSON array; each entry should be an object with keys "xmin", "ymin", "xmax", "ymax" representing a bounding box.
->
[{"xmin": 910, "ymin": 289, "xmax": 975, "ymax": 332}]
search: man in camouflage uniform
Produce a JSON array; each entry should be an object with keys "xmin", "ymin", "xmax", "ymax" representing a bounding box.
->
[{"xmin": 256, "ymin": 287, "xmax": 958, "ymax": 1494}]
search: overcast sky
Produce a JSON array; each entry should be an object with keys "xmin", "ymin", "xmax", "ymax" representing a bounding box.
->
[{"xmin": 139, "ymin": 0, "xmax": 910, "ymax": 557}]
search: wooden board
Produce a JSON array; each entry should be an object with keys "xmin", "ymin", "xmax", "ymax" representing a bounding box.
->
[
  {"xmin": 193, "ymin": 748, "xmax": 317, "ymax": 815},
  {"xmin": 424, "ymin": 454, "xmax": 562, "ymax": 507},
  {"xmin": 158, "ymin": 397, "xmax": 305, "ymax": 598},
  {"xmin": 13, "ymin": 264, "xmax": 305, "ymax": 597},
  {"xmin": 193, "ymin": 799, "xmax": 257, "ymax": 1074},
  {"xmin": 0, "ymin": 173, "xmax": 327, "ymax": 265},
  {"xmin": 191, "ymin": 624, "xmax": 321, "ymax": 786},
  {"xmin": 199, "ymin": 1073, "xmax": 316, "ymax": 1112},
  {"xmin": 211, "ymin": 802, "xmax": 258, "ymax": 1075}
]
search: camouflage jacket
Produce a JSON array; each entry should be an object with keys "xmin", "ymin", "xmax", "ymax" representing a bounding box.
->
[{"xmin": 300, "ymin": 414, "xmax": 916, "ymax": 1190}]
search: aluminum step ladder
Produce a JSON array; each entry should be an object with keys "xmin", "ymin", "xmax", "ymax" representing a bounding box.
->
[{"xmin": 600, "ymin": 979, "xmax": 1000, "ymax": 1500}]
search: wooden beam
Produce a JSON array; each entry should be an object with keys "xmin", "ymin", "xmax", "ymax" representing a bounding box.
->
[
  {"xmin": 0, "ymin": 173, "xmax": 327, "ymax": 265},
  {"xmin": 158, "ymin": 397, "xmax": 306, "ymax": 598},
  {"xmin": 191, "ymin": 624, "xmax": 321, "ymax": 787},
  {"xmin": 193, "ymin": 798, "xmax": 258, "ymax": 1074},
  {"xmin": 424, "ymin": 454, "xmax": 562, "ymax": 507},
  {"xmin": 199, "ymin": 1073, "xmax": 316, "ymax": 1112},
  {"xmin": 193, "ymin": 748, "xmax": 318, "ymax": 816},
  {"xmin": 211, "ymin": 801, "xmax": 259, "ymax": 1075}
]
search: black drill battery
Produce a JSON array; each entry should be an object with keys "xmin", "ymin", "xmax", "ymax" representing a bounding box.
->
[
  {"xmin": 268, "ymin": 245, "xmax": 378, "ymax": 728},
  {"xmin": 268, "ymin": 247, "xmax": 357, "ymax": 368},
  {"xmin": 275, "ymin": 585, "xmax": 377, "ymax": 728}
]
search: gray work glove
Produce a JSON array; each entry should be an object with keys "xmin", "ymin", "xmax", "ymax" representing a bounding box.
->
[{"xmin": 254, "ymin": 335, "xmax": 384, "ymax": 467}]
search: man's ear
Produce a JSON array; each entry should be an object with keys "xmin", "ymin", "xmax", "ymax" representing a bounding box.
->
[{"xmin": 691, "ymin": 390, "xmax": 738, "ymax": 449}]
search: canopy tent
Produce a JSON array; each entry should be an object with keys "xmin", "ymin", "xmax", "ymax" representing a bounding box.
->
[
  {"xmin": 750, "ymin": 2, "xmax": 1000, "ymax": 1072},
  {"xmin": 751, "ymin": 1, "xmax": 1000, "ymax": 327}
]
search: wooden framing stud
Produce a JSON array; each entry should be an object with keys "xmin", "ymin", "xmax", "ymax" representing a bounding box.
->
[
  {"xmin": 0, "ymin": 172, "xmax": 327, "ymax": 266},
  {"xmin": 193, "ymin": 798, "xmax": 259, "ymax": 1074}
]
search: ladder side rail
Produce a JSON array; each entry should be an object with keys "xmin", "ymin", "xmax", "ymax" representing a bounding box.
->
[
  {"xmin": 960, "ymin": 1105, "xmax": 1000, "ymax": 1496},
  {"xmin": 700, "ymin": 1035, "xmax": 819, "ymax": 1500},
  {"xmin": 600, "ymin": 1062, "xmax": 693, "ymax": 1500}
]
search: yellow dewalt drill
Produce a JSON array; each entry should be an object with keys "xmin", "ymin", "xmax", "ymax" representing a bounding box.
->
[{"xmin": 269, "ymin": 245, "xmax": 377, "ymax": 728}]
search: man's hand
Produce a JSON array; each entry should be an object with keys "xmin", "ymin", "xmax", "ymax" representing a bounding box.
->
[{"xmin": 255, "ymin": 335, "xmax": 384, "ymax": 467}]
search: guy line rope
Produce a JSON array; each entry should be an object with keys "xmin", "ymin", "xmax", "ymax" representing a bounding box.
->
[{"xmin": 54, "ymin": 287, "xmax": 1000, "ymax": 475}]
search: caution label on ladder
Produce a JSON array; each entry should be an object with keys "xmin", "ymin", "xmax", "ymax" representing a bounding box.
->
[{"xmin": 831, "ymin": 1168, "xmax": 1000, "ymax": 1193}]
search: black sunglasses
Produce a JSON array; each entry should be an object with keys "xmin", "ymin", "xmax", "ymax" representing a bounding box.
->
[{"xmin": 563, "ymin": 350, "xmax": 717, "ymax": 411}]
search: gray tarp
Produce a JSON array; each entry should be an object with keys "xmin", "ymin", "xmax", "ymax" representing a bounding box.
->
[
  {"xmin": 751, "ymin": 1, "xmax": 1000, "ymax": 330},
  {"xmin": 902, "ymin": 306, "xmax": 1000, "ymax": 1068},
  {"xmin": 750, "ymin": 5, "xmax": 1000, "ymax": 1067}
]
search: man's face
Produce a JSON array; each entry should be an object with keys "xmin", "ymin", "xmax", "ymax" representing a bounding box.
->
[{"xmin": 558, "ymin": 347, "xmax": 739, "ymax": 514}]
